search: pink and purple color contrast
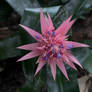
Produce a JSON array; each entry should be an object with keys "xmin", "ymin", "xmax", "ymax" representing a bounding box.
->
[{"xmin": 17, "ymin": 9, "xmax": 89, "ymax": 80}]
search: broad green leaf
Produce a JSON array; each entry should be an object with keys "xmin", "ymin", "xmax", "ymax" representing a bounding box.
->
[
  {"xmin": 61, "ymin": 69, "xmax": 79, "ymax": 92},
  {"xmin": 70, "ymin": 40, "xmax": 92, "ymax": 74},
  {"xmin": 71, "ymin": 40, "xmax": 92, "ymax": 65},
  {"xmin": 6, "ymin": 0, "xmax": 40, "ymax": 16},
  {"xmin": 18, "ymin": 63, "xmax": 79, "ymax": 92},
  {"xmin": 72, "ymin": 0, "xmax": 92, "ymax": 19},
  {"xmin": 53, "ymin": 0, "xmax": 92, "ymax": 28},
  {"xmin": 46, "ymin": 65, "xmax": 79, "ymax": 92},
  {"xmin": 38, "ymin": 0, "xmax": 69, "ymax": 7},
  {"xmin": 72, "ymin": 48, "xmax": 90, "ymax": 65},
  {"xmin": 53, "ymin": 0, "xmax": 79, "ymax": 28},
  {"xmin": 0, "ymin": 34, "xmax": 21, "ymax": 60},
  {"xmin": 82, "ymin": 40, "xmax": 92, "ymax": 48},
  {"xmin": 6, "ymin": 0, "xmax": 70, "ymax": 16},
  {"xmin": 21, "ymin": 6, "xmax": 60, "ymax": 27},
  {"xmin": 38, "ymin": 0, "xmax": 60, "ymax": 7},
  {"xmin": 18, "ymin": 59, "xmax": 47, "ymax": 92},
  {"xmin": 83, "ymin": 51, "xmax": 92, "ymax": 74}
]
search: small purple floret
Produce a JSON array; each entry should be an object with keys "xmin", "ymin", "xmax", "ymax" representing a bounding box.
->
[
  {"xmin": 48, "ymin": 31, "xmax": 50, "ymax": 34},
  {"xmin": 57, "ymin": 53, "xmax": 62, "ymax": 59},
  {"xmin": 50, "ymin": 44, "xmax": 54, "ymax": 47},
  {"xmin": 67, "ymin": 44, "xmax": 73, "ymax": 49},
  {"xmin": 35, "ymin": 35, "xmax": 40, "ymax": 39},
  {"xmin": 52, "ymin": 31, "xmax": 55, "ymax": 36},
  {"xmin": 45, "ymin": 56, "xmax": 48, "ymax": 61},
  {"xmin": 59, "ymin": 44, "xmax": 64, "ymax": 48}
]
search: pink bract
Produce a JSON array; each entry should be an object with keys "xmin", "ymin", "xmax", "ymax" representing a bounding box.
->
[{"xmin": 17, "ymin": 9, "xmax": 89, "ymax": 80}]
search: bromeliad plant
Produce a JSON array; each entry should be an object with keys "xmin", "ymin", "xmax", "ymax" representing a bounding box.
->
[{"xmin": 17, "ymin": 9, "xmax": 89, "ymax": 80}]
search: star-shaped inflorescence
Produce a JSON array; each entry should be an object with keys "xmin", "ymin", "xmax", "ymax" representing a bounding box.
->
[{"xmin": 17, "ymin": 9, "xmax": 89, "ymax": 80}]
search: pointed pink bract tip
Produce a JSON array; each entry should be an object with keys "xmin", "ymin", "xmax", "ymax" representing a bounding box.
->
[
  {"xmin": 53, "ymin": 77, "xmax": 56, "ymax": 80},
  {"xmin": 16, "ymin": 59, "xmax": 21, "ymax": 62},
  {"xmin": 16, "ymin": 46, "xmax": 21, "ymax": 49},
  {"xmin": 16, "ymin": 46, "xmax": 27, "ymax": 50},
  {"xmin": 19, "ymin": 24, "xmax": 25, "ymax": 30},
  {"xmin": 19, "ymin": 24, "xmax": 26, "ymax": 29},
  {"xmin": 80, "ymin": 65, "xmax": 83, "ymax": 69},
  {"xmin": 19, "ymin": 24, "xmax": 27, "ymax": 29},
  {"xmin": 86, "ymin": 45, "xmax": 90, "ymax": 47},
  {"xmin": 19, "ymin": 24, "xmax": 23, "ymax": 27},
  {"xmin": 67, "ymin": 77, "xmax": 70, "ymax": 80}
]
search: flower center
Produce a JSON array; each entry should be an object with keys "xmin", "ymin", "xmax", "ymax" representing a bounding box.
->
[{"xmin": 40, "ymin": 31, "xmax": 63, "ymax": 61}]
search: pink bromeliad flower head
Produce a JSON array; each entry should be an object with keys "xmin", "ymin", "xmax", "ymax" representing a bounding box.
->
[{"xmin": 17, "ymin": 9, "xmax": 89, "ymax": 80}]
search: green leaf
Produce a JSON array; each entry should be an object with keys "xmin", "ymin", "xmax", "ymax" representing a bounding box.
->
[
  {"xmin": 61, "ymin": 69, "xmax": 79, "ymax": 92},
  {"xmin": 53, "ymin": 0, "xmax": 92, "ymax": 28},
  {"xmin": 6, "ymin": 0, "xmax": 40, "ymax": 16},
  {"xmin": 53, "ymin": 0, "xmax": 80, "ymax": 28},
  {"xmin": 72, "ymin": 48, "xmax": 90, "ymax": 65},
  {"xmin": 0, "ymin": 34, "xmax": 21, "ymax": 60},
  {"xmin": 18, "ymin": 59, "xmax": 47, "ymax": 92},
  {"xmin": 72, "ymin": 0, "xmax": 92, "ymax": 19},
  {"xmin": 71, "ymin": 40, "xmax": 92, "ymax": 74},
  {"xmin": 6, "ymin": 0, "xmax": 70, "ymax": 16},
  {"xmin": 82, "ymin": 40, "xmax": 92, "ymax": 48},
  {"xmin": 18, "ymin": 63, "xmax": 80, "ymax": 92},
  {"xmin": 21, "ymin": 6, "xmax": 60, "ymax": 27},
  {"xmin": 83, "ymin": 51, "xmax": 92, "ymax": 74},
  {"xmin": 38, "ymin": 0, "xmax": 60, "ymax": 7},
  {"xmin": 38, "ymin": 0, "xmax": 69, "ymax": 7},
  {"xmin": 41, "ymin": 65, "xmax": 79, "ymax": 92}
]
